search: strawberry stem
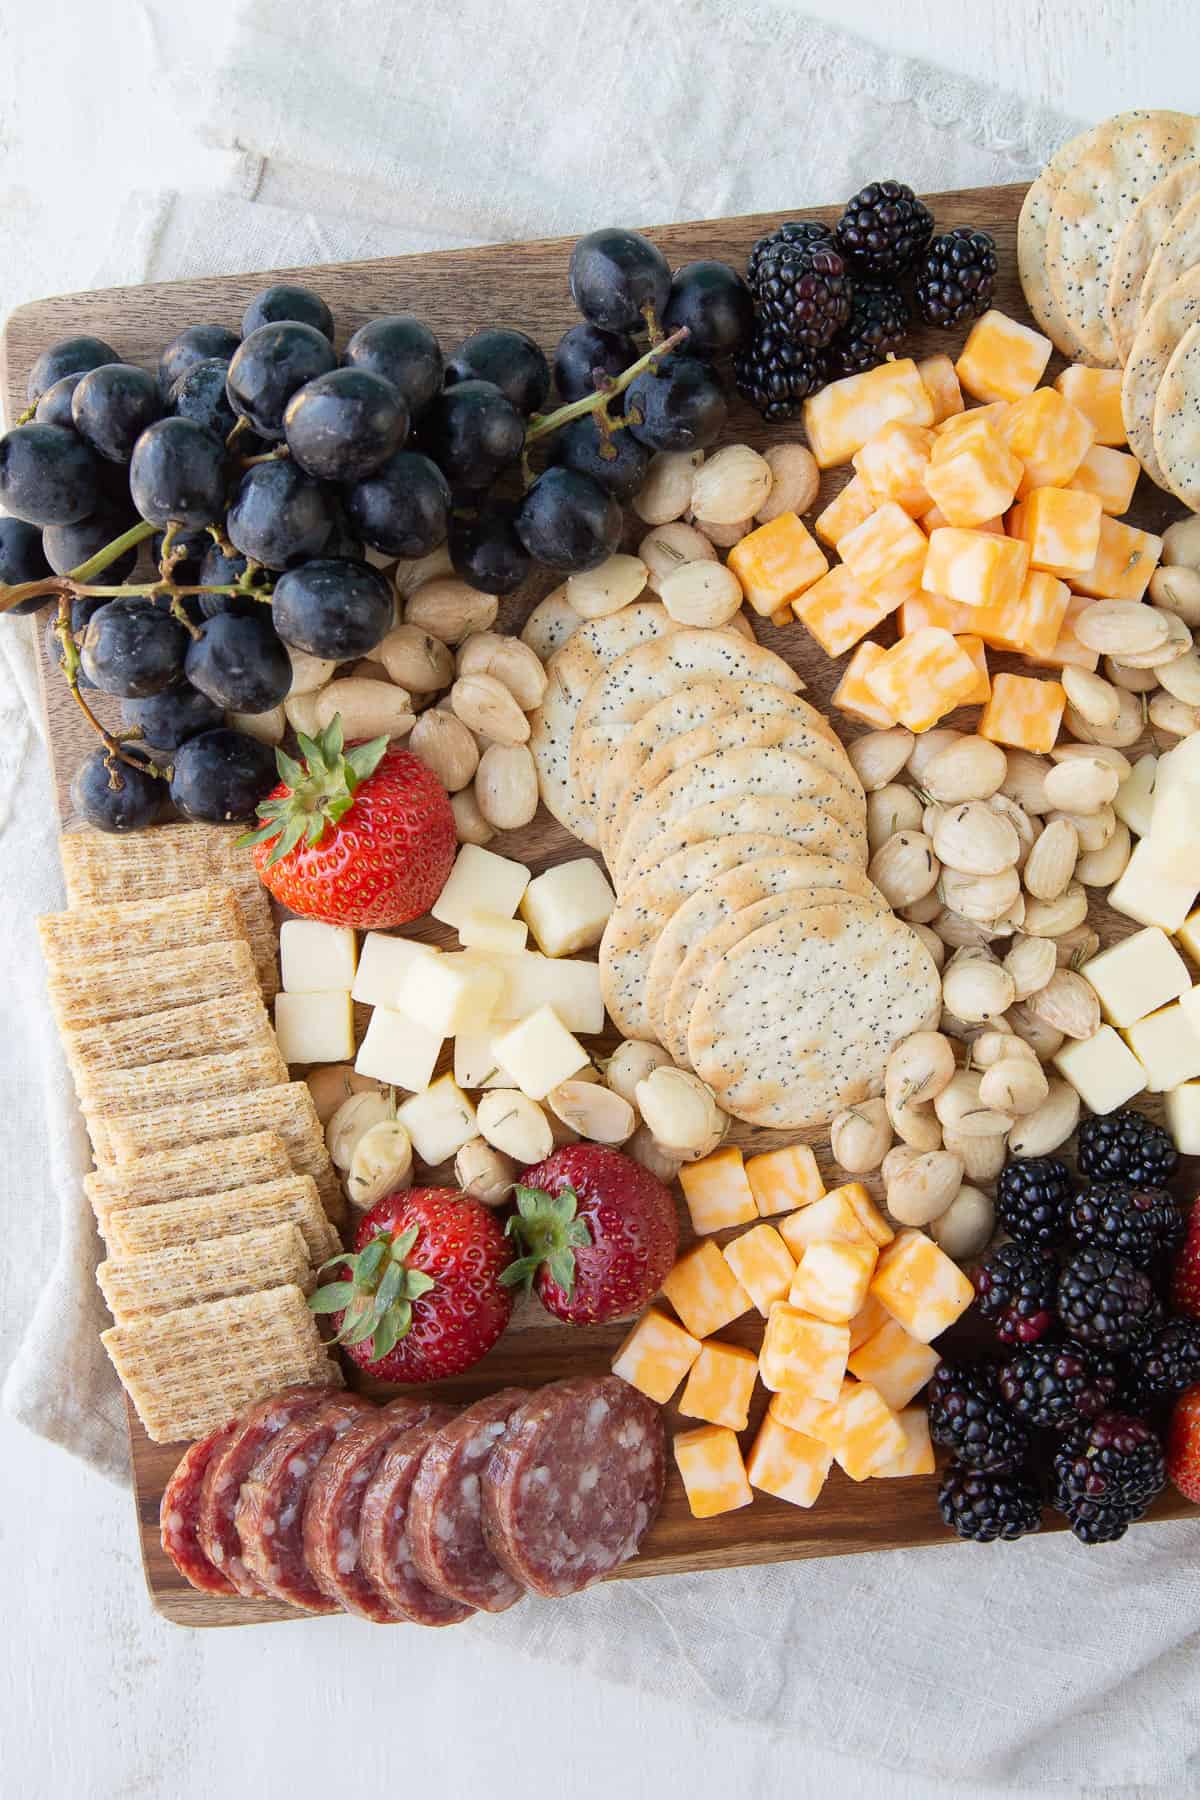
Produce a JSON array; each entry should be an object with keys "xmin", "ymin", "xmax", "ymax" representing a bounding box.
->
[{"xmin": 500, "ymin": 1184, "xmax": 591, "ymax": 1299}]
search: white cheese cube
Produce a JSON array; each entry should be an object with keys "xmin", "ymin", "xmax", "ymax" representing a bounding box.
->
[
  {"xmin": 520, "ymin": 859, "xmax": 616, "ymax": 956},
  {"xmin": 352, "ymin": 932, "xmax": 436, "ymax": 1008},
  {"xmin": 490, "ymin": 1006, "xmax": 589, "ymax": 1101},
  {"xmin": 1081, "ymin": 927, "xmax": 1191, "ymax": 1027},
  {"xmin": 1114, "ymin": 753, "xmax": 1157, "ymax": 839},
  {"xmin": 452, "ymin": 1033, "xmax": 516, "ymax": 1089},
  {"xmin": 486, "ymin": 952, "xmax": 605, "ymax": 1035},
  {"xmin": 1146, "ymin": 776, "xmax": 1200, "ymax": 885},
  {"xmin": 431, "ymin": 844, "xmax": 531, "ymax": 930},
  {"xmin": 279, "ymin": 920, "xmax": 357, "ymax": 993},
  {"xmin": 457, "ymin": 910, "xmax": 528, "ymax": 954},
  {"xmin": 1126, "ymin": 1000, "xmax": 1200, "ymax": 1092},
  {"xmin": 1178, "ymin": 911, "xmax": 1200, "ymax": 967},
  {"xmin": 397, "ymin": 1074, "xmax": 478, "ymax": 1165},
  {"xmin": 395, "ymin": 952, "xmax": 504, "ymax": 1037},
  {"xmin": 273, "ymin": 990, "xmax": 354, "ymax": 1064},
  {"xmin": 1054, "ymin": 1025, "xmax": 1145, "ymax": 1114},
  {"xmin": 355, "ymin": 1006, "xmax": 442, "ymax": 1092},
  {"xmin": 1108, "ymin": 839, "xmax": 1199, "ymax": 933},
  {"xmin": 1165, "ymin": 1082, "xmax": 1200, "ymax": 1154}
]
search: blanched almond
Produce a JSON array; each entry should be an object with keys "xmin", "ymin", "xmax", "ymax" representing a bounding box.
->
[
  {"xmin": 1150, "ymin": 692, "xmax": 1200, "ymax": 736},
  {"xmin": 933, "ymin": 908, "xmax": 1001, "ymax": 948},
  {"xmin": 1043, "ymin": 756, "xmax": 1121, "ymax": 814},
  {"xmin": 545, "ymin": 1079, "xmax": 636, "ymax": 1144},
  {"xmin": 939, "ymin": 865, "xmax": 1021, "ymax": 923},
  {"xmin": 849, "ymin": 729, "xmax": 915, "ymax": 791},
  {"xmin": 906, "ymin": 728, "xmax": 964, "ymax": 784},
  {"xmin": 931, "ymin": 1178, "xmax": 999, "ymax": 1247},
  {"xmin": 1105, "ymin": 655, "xmax": 1160, "ymax": 693},
  {"xmin": 941, "ymin": 950, "xmax": 1015, "ymax": 1024},
  {"xmin": 450, "ymin": 786, "xmax": 495, "ymax": 845},
  {"xmin": 1064, "ymin": 688, "xmax": 1143, "ymax": 748},
  {"xmin": 868, "ymin": 831, "xmax": 940, "ymax": 907},
  {"xmin": 313, "ymin": 678, "xmax": 415, "ymax": 741},
  {"xmin": 932, "ymin": 1070, "xmax": 1013, "ymax": 1138},
  {"xmin": 689, "ymin": 444, "xmax": 773, "ymax": 524},
  {"xmin": 1061, "ymin": 666, "xmax": 1120, "ymax": 727},
  {"xmin": 830, "ymin": 1097, "xmax": 893, "ymax": 1174},
  {"xmin": 910, "ymin": 922, "xmax": 946, "ymax": 969},
  {"xmin": 1023, "ymin": 817, "xmax": 1078, "ymax": 901},
  {"xmin": 450, "ymin": 673, "xmax": 530, "ymax": 745},
  {"xmin": 756, "ymin": 444, "xmax": 820, "ymax": 522},
  {"xmin": 1155, "ymin": 648, "xmax": 1200, "ymax": 706},
  {"xmin": 1002, "ymin": 934, "xmax": 1057, "ymax": 1001},
  {"xmin": 1112, "ymin": 608, "xmax": 1192, "ymax": 667},
  {"xmin": 867, "ymin": 783, "xmax": 924, "ymax": 853},
  {"xmin": 1022, "ymin": 884, "xmax": 1088, "ymax": 937},
  {"xmin": 1075, "ymin": 600, "xmax": 1169, "ymax": 656},
  {"xmin": 1047, "ymin": 804, "xmax": 1115, "ymax": 853},
  {"xmin": 456, "ymin": 632, "xmax": 548, "ymax": 709},
  {"xmin": 1007, "ymin": 1077, "xmax": 1080, "ymax": 1156},
  {"xmin": 287, "ymin": 646, "xmax": 340, "ymax": 694},
  {"xmin": 1026, "ymin": 968, "xmax": 1099, "ymax": 1039},
  {"xmin": 638, "ymin": 521, "xmax": 717, "ymax": 594},
  {"xmin": 932, "ymin": 801, "xmax": 1020, "ymax": 876},
  {"xmin": 632, "ymin": 450, "xmax": 704, "ymax": 525},
  {"xmin": 900, "ymin": 890, "xmax": 943, "ymax": 925},
  {"xmin": 886, "ymin": 1150, "xmax": 963, "ymax": 1226},
  {"xmin": 1053, "ymin": 923, "xmax": 1101, "ymax": 966},
  {"xmin": 405, "ymin": 578, "xmax": 498, "ymax": 644},
  {"xmin": 1150, "ymin": 561, "xmax": 1200, "ymax": 625},
  {"xmin": 978, "ymin": 1056, "xmax": 1048, "ymax": 1116},
  {"xmin": 474, "ymin": 744, "xmax": 538, "ymax": 829},
  {"xmin": 988, "ymin": 793, "xmax": 1038, "ymax": 868},
  {"xmin": 1005, "ymin": 1001, "xmax": 1065, "ymax": 1060},
  {"xmin": 999, "ymin": 749, "xmax": 1052, "ymax": 814},
  {"xmin": 1049, "ymin": 742, "xmax": 1132, "ymax": 776},
  {"xmin": 567, "ymin": 554, "xmax": 648, "ymax": 619},
  {"xmin": 921, "ymin": 735, "xmax": 1007, "ymax": 803},
  {"xmin": 1076, "ymin": 821, "xmax": 1132, "ymax": 886},
  {"xmin": 408, "ymin": 709, "xmax": 479, "ymax": 792},
  {"xmin": 659, "ymin": 560, "xmax": 743, "ymax": 628}
]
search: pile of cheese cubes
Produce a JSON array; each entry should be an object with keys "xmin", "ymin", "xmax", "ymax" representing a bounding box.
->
[
  {"xmin": 274, "ymin": 843, "xmax": 617, "ymax": 1167},
  {"xmin": 611, "ymin": 1142, "xmax": 973, "ymax": 1519},
  {"xmin": 720, "ymin": 307, "xmax": 1163, "ymax": 754}
]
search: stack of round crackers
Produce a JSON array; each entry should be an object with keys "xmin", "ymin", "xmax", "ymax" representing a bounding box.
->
[
  {"xmin": 1018, "ymin": 108, "xmax": 1200, "ymax": 506},
  {"xmin": 527, "ymin": 605, "xmax": 942, "ymax": 1130}
]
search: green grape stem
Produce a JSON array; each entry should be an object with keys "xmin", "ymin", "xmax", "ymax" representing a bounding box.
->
[
  {"xmin": 524, "ymin": 323, "xmax": 690, "ymax": 444},
  {"xmin": 53, "ymin": 594, "xmax": 168, "ymax": 782}
]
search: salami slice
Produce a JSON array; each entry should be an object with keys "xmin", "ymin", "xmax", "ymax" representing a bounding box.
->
[
  {"xmin": 301, "ymin": 1397, "xmax": 442, "ymax": 1622},
  {"xmin": 481, "ymin": 1376, "xmax": 665, "ymax": 1597},
  {"xmin": 198, "ymin": 1384, "xmax": 335, "ymax": 1596},
  {"xmin": 161, "ymin": 1420, "xmax": 241, "ymax": 1595},
  {"xmin": 408, "ymin": 1388, "xmax": 531, "ymax": 1613},
  {"xmin": 359, "ymin": 1406, "xmax": 476, "ymax": 1628},
  {"xmin": 235, "ymin": 1395, "xmax": 372, "ymax": 1612}
]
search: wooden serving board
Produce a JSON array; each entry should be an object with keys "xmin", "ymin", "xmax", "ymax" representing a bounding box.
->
[{"xmin": 6, "ymin": 183, "xmax": 1197, "ymax": 1628}]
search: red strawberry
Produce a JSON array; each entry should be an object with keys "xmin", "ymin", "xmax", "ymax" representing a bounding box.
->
[
  {"xmin": 311, "ymin": 1187, "xmax": 514, "ymax": 1382},
  {"xmin": 241, "ymin": 716, "xmax": 455, "ymax": 928},
  {"xmin": 1166, "ymin": 1384, "xmax": 1200, "ymax": 1504},
  {"xmin": 1171, "ymin": 1204, "xmax": 1200, "ymax": 1318},
  {"xmin": 502, "ymin": 1144, "xmax": 678, "ymax": 1326}
]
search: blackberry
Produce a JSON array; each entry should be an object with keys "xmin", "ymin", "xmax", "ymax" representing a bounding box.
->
[
  {"xmin": 746, "ymin": 220, "xmax": 835, "ymax": 289},
  {"xmin": 927, "ymin": 1361, "xmax": 1029, "ymax": 1470},
  {"xmin": 1122, "ymin": 1318, "xmax": 1200, "ymax": 1411},
  {"xmin": 1069, "ymin": 1182, "xmax": 1184, "ymax": 1270},
  {"xmin": 1060, "ymin": 1494, "xmax": 1142, "ymax": 1545},
  {"xmin": 835, "ymin": 180, "xmax": 934, "ymax": 279},
  {"xmin": 975, "ymin": 1240, "xmax": 1058, "ymax": 1345},
  {"xmin": 734, "ymin": 327, "xmax": 827, "ymax": 422},
  {"xmin": 1076, "ymin": 1110, "xmax": 1178, "ymax": 1189},
  {"xmin": 752, "ymin": 243, "xmax": 852, "ymax": 351},
  {"xmin": 1057, "ymin": 1248, "xmax": 1163, "ymax": 1353},
  {"xmin": 996, "ymin": 1157, "xmax": 1073, "ymax": 1247},
  {"xmin": 938, "ymin": 1461, "xmax": 1042, "ymax": 1543},
  {"xmin": 998, "ymin": 1341, "xmax": 1118, "ymax": 1431},
  {"xmin": 828, "ymin": 282, "xmax": 910, "ymax": 378},
  {"xmin": 914, "ymin": 227, "xmax": 998, "ymax": 328},
  {"xmin": 1052, "ymin": 1412, "xmax": 1166, "ymax": 1515}
]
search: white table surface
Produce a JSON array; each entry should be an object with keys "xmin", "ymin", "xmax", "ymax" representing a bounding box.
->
[{"xmin": 1, "ymin": 4, "xmax": 1195, "ymax": 1796}]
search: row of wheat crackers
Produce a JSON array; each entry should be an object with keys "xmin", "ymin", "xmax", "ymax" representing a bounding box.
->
[
  {"xmin": 523, "ymin": 605, "xmax": 941, "ymax": 1130},
  {"xmin": 1017, "ymin": 107, "xmax": 1200, "ymax": 505},
  {"xmin": 40, "ymin": 824, "xmax": 345, "ymax": 1444}
]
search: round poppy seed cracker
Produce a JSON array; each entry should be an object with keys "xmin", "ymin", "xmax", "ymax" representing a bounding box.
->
[
  {"xmin": 1122, "ymin": 265, "xmax": 1200, "ymax": 489},
  {"xmin": 627, "ymin": 795, "xmax": 865, "ymax": 899},
  {"xmin": 1139, "ymin": 187, "xmax": 1200, "ymax": 331},
  {"xmin": 597, "ymin": 834, "xmax": 796, "ymax": 1041},
  {"xmin": 616, "ymin": 746, "xmax": 867, "ymax": 889},
  {"xmin": 688, "ymin": 903, "xmax": 942, "ymax": 1129},
  {"xmin": 569, "ymin": 627, "xmax": 805, "ymax": 827},
  {"xmin": 659, "ymin": 875, "xmax": 884, "ymax": 1066},
  {"xmin": 597, "ymin": 682, "xmax": 743, "ymax": 859},
  {"xmin": 1153, "ymin": 319, "xmax": 1200, "ymax": 508},
  {"xmin": 1018, "ymin": 170, "xmax": 1084, "ymax": 359},
  {"xmin": 1106, "ymin": 160, "xmax": 1200, "ymax": 363}
]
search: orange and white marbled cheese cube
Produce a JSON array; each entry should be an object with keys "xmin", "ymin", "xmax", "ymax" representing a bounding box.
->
[
  {"xmin": 723, "ymin": 1222, "xmax": 797, "ymax": 1315},
  {"xmin": 679, "ymin": 1340, "xmax": 759, "ymax": 1431},
  {"xmin": 923, "ymin": 527, "xmax": 1030, "ymax": 612},
  {"xmin": 823, "ymin": 1380, "xmax": 908, "ymax": 1481},
  {"xmin": 802, "ymin": 358, "xmax": 934, "ymax": 469},
  {"xmin": 678, "ymin": 1145, "xmax": 758, "ymax": 1233},
  {"xmin": 852, "ymin": 422, "xmax": 935, "ymax": 516},
  {"xmin": 1054, "ymin": 364, "xmax": 1126, "ymax": 446},
  {"xmin": 870, "ymin": 1232, "xmax": 975, "ymax": 1343},
  {"xmin": 955, "ymin": 309, "xmax": 1052, "ymax": 404},
  {"xmin": 874, "ymin": 1406, "xmax": 937, "ymax": 1477},
  {"xmin": 899, "ymin": 589, "xmax": 974, "ymax": 635},
  {"xmin": 758, "ymin": 1303, "xmax": 850, "ymax": 1399},
  {"xmin": 745, "ymin": 1414, "xmax": 832, "ymax": 1507},
  {"xmin": 1068, "ymin": 445, "xmax": 1140, "ymax": 516},
  {"xmin": 917, "ymin": 353, "xmax": 964, "ymax": 425},
  {"xmin": 847, "ymin": 1315, "xmax": 942, "ymax": 1411},
  {"xmin": 814, "ymin": 474, "xmax": 875, "ymax": 548},
  {"xmin": 847, "ymin": 1292, "xmax": 890, "ymax": 1351},
  {"xmin": 979, "ymin": 671, "xmax": 1066, "ymax": 752},
  {"xmin": 831, "ymin": 641, "xmax": 897, "ymax": 728},
  {"xmin": 838, "ymin": 500, "xmax": 929, "ymax": 594},
  {"xmin": 864, "ymin": 626, "xmax": 981, "ymax": 732},
  {"xmin": 836, "ymin": 1181, "xmax": 894, "ymax": 1247},
  {"xmin": 778, "ymin": 1188, "xmax": 877, "ymax": 1256},
  {"xmin": 611, "ymin": 1305, "xmax": 702, "ymax": 1403},
  {"xmin": 1069, "ymin": 515, "xmax": 1163, "ymax": 602},
  {"xmin": 933, "ymin": 402, "xmax": 1010, "ymax": 450},
  {"xmin": 1008, "ymin": 487, "xmax": 1103, "ymax": 578},
  {"xmin": 793, "ymin": 564, "xmax": 905, "ymax": 658},
  {"xmin": 661, "ymin": 1241, "xmax": 751, "ymax": 1339},
  {"xmin": 673, "ymin": 1424, "xmax": 753, "ymax": 1518},
  {"xmin": 726, "ymin": 511, "xmax": 829, "ymax": 616},
  {"xmin": 955, "ymin": 634, "xmax": 991, "ymax": 703},
  {"xmin": 972, "ymin": 569, "xmax": 1071, "ymax": 659},
  {"xmin": 789, "ymin": 1238, "xmax": 878, "ymax": 1323},
  {"xmin": 767, "ymin": 1385, "xmax": 840, "ymax": 1437},
  {"xmin": 744, "ymin": 1142, "xmax": 824, "ymax": 1216},
  {"xmin": 1033, "ymin": 591, "xmax": 1100, "ymax": 671},
  {"xmin": 1001, "ymin": 388, "xmax": 1094, "ymax": 494},
  {"xmin": 923, "ymin": 420, "xmax": 1023, "ymax": 528}
]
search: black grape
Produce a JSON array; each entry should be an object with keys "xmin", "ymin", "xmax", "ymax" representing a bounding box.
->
[
  {"xmin": 197, "ymin": 543, "xmax": 256, "ymax": 616},
  {"xmin": 225, "ymin": 323, "xmax": 337, "ymax": 440},
  {"xmin": 152, "ymin": 526, "xmax": 213, "ymax": 584},
  {"xmin": 169, "ymin": 358, "xmax": 243, "ymax": 443},
  {"xmin": 71, "ymin": 364, "xmax": 163, "ymax": 463},
  {"xmin": 662, "ymin": 261, "xmax": 754, "ymax": 358},
  {"xmin": 549, "ymin": 412, "xmax": 649, "ymax": 500},
  {"xmin": 34, "ymin": 373, "xmax": 86, "ymax": 430},
  {"xmin": 170, "ymin": 727, "xmax": 278, "ymax": 823},
  {"xmin": 242, "ymin": 284, "xmax": 334, "ymax": 341},
  {"xmin": 27, "ymin": 335, "xmax": 119, "ymax": 404},
  {"xmin": 448, "ymin": 503, "xmax": 531, "ymax": 594},
  {"xmin": 342, "ymin": 449, "xmax": 451, "ymax": 557},
  {"xmin": 0, "ymin": 424, "xmax": 100, "ymax": 526},
  {"xmin": 70, "ymin": 748, "xmax": 163, "ymax": 832},
  {"xmin": 121, "ymin": 681, "xmax": 224, "ymax": 750},
  {"xmin": 420, "ymin": 380, "xmax": 525, "ymax": 489},
  {"xmin": 625, "ymin": 355, "xmax": 727, "ymax": 452},
  {"xmin": 445, "ymin": 328, "xmax": 550, "ymax": 415},
  {"xmin": 45, "ymin": 596, "xmax": 106, "ymax": 683},
  {"xmin": 129, "ymin": 417, "xmax": 228, "ymax": 528},
  {"xmin": 272, "ymin": 557, "xmax": 393, "ymax": 659},
  {"xmin": 0, "ymin": 516, "xmax": 54, "ymax": 613},
  {"xmin": 185, "ymin": 609, "xmax": 292, "ymax": 712},
  {"xmin": 514, "ymin": 468, "xmax": 621, "ymax": 573},
  {"xmin": 158, "ymin": 324, "xmax": 241, "ymax": 397},
  {"xmin": 79, "ymin": 597, "xmax": 188, "ymax": 697},
  {"xmin": 283, "ymin": 367, "xmax": 408, "ymax": 482},
  {"xmin": 44, "ymin": 504, "xmax": 140, "ymax": 582},
  {"xmin": 552, "ymin": 322, "xmax": 636, "ymax": 401},
  {"xmin": 226, "ymin": 459, "xmax": 332, "ymax": 569},
  {"xmin": 569, "ymin": 228, "xmax": 671, "ymax": 334},
  {"xmin": 343, "ymin": 315, "xmax": 443, "ymax": 414}
]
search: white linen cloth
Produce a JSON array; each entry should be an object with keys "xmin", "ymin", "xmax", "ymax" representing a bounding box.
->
[{"xmin": 3, "ymin": 0, "xmax": 1198, "ymax": 1786}]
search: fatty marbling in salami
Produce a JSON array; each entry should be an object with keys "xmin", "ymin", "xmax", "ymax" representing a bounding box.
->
[
  {"xmin": 198, "ymin": 1384, "xmax": 335, "ymax": 1596},
  {"xmin": 235, "ymin": 1394, "xmax": 372, "ymax": 1612},
  {"xmin": 161, "ymin": 1420, "xmax": 240, "ymax": 1595},
  {"xmin": 481, "ymin": 1376, "xmax": 665, "ymax": 1597},
  {"xmin": 408, "ymin": 1388, "xmax": 531, "ymax": 1613},
  {"xmin": 358, "ymin": 1406, "xmax": 475, "ymax": 1628},
  {"xmin": 302, "ymin": 1398, "xmax": 441, "ymax": 1623}
]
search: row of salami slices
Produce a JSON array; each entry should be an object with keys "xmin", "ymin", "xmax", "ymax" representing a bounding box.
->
[{"xmin": 161, "ymin": 1373, "xmax": 665, "ymax": 1623}]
